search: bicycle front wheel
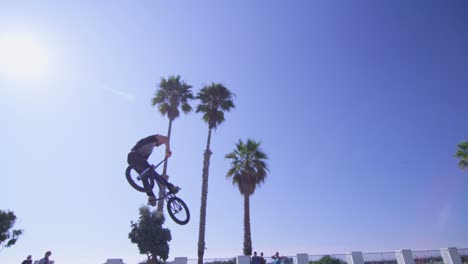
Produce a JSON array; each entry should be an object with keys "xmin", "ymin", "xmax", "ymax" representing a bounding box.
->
[
  {"xmin": 125, "ymin": 165, "xmax": 155, "ymax": 192},
  {"xmin": 166, "ymin": 197, "xmax": 190, "ymax": 225}
]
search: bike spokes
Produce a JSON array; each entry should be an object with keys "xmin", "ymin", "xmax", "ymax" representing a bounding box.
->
[{"xmin": 166, "ymin": 197, "xmax": 190, "ymax": 225}]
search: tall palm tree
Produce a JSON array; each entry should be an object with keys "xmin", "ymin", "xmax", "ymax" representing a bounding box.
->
[
  {"xmin": 225, "ymin": 139, "xmax": 269, "ymax": 256},
  {"xmin": 196, "ymin": 83, "xmax": 235, "ymax": 264},
  {"xmin": 455, "ymin": 141, "xmax": 468, "ymax": 170},
  {"xmin": 152, "ymin": 75, "xmax": 194, "ymax": 212}
]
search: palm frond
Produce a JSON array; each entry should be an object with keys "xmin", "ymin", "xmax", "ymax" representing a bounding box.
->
[
  {"xmin": 225, "ymin": 139, "xmax": 269, "ymax": 195},
  {"xmin": 459, "ymin": 160, "xmax": 468, "ymax": 170},
  {"xmin": 152, "ymin": 75, "xmax": 194, "ymax": 120},
  {"xmin": 458, "ymin": 141, "xmax": 468, "ymax": 149},
  {"xmin": 196, "ymin": 83, "xmax": 235, "ymax": 129},
  {"xmin": 455, "ymin": 141, "xmax": 468, "ymax": 171}
]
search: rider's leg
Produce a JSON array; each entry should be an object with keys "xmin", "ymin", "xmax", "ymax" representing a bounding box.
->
[
  {"xmin": 152, "ymin": 171, "xmax": 179, "ymax": 193},
  {"xmin": 152, "ymin": 171, "xmax": 172, "ymax": 188},
  {"xmin": 128, "ymin": 152, "xmax": 156, "ymax": 198},
  {"xmin": 141, "ymin": 171, "xmax": 156, "ymax": 197}
]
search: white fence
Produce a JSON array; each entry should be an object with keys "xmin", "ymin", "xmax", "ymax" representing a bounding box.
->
[{"xmin": 178, "ymin": 248, "xmax": 468, "ymax": 264}]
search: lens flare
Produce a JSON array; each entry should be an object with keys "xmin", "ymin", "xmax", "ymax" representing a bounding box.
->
[{"xmin": 0, "ymin": 31, "xmax": 49, "ymax": 80}]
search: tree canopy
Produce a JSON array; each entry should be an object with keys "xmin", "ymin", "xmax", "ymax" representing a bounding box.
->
[
  {"xmin": 152, "ymin": 75, "xmax": 193, "ymax": 121},
  {"xmin": 226, "ymin": 139, "xmax": 269, "ymax": 196},
  {"xmin": 129, "ymin": 206, "xmax": 172, "ymax": 264},
  {"xmin": 0, "ymin": 210, "xmax": 23, "ymax": 252},
  {"xmin": 196, "ymin": 83, "xmax": 235, "ymax": 129}
]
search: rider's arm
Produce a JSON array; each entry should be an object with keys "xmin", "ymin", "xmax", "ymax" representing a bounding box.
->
[{"xmin": 155, "ymin": 134, "xmax": 172, "ymax": 157}]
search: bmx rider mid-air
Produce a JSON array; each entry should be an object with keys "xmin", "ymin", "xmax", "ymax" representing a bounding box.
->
[{"xmin": 127, "ymin": 134, "xmax": 180, "ymax": 206}]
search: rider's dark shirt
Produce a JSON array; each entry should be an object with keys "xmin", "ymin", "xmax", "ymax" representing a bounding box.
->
[{"xmin": 131, "ymin": 135, "xmax": 159, "ymax": 159}]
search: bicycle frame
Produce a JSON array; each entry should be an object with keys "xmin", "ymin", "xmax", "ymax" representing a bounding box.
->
[
  {"xmin": 139, "ymin": 157, "xmax": 168, "ymax": 177},
  {"xmin": 138, "ymin": 157, "xmax": 174, "ymax": 201},
  {"xmin": 156, "ymin": 192, "xmax": 177, "ymax": 202}
]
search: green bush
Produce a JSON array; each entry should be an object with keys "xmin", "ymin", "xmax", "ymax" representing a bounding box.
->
[
  {"xmin": 310, "ymin": 256, "xmax": 346, "ymax": 264},
  {"xmin": 204, "ymin": 258, "xmax": 236, "ymax": 264}
]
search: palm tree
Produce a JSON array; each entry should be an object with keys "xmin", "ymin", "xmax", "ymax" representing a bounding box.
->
[
  {"xmin": 455, "ymin": 141, "xmax": 468, "ymax": 170},
  {"xmin": 225, "ymin": 139, "xmax": 269, "ymax": 256},
  {"xmin": 152, "ymin": 75, "xmax": 194, "ymax": 212},
  {"xmin": 196, "ymin": 83, "xmax": 235, "ymax": 264}
]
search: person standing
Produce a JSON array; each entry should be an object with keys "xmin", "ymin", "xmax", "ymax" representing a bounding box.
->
[
  {"xmin": 251, "ymin": 251, "xmax": 261, "ymax": 264},
  {"xmin": 260, "ymin": 252, "xmax": 266, "ymax": 264},
  {"xmin": 38, "ymin": 251, "xmax": 52, "ymax": 264},
  {"xmin": 21, "ymin": 255, "xmax": 32, "ymax": 264},
  {"xmin": 272, "ymin": 252, "xmax": 282, "ymax": 264}
]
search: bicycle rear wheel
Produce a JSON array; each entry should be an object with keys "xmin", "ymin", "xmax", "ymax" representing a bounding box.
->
[
  {"xmin": 125, "ymin": 165, "xmax": 155, "ymax": 192},
  {"xmin": 166, "ymin": 197, "xmax": 190, "ymax": 225}
]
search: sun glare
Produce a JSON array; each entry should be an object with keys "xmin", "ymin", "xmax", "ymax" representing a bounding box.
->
[{"xmin": 0, "ymin": 32, "xmax": 49, "ymax": 80}]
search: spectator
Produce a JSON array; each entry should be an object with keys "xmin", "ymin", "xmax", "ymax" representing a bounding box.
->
[
  {"xmin": 252, "ymin": 251, "xmax": 261, "ymax": 264},
  {"xmin": 272, "ymin": 252, "xmax": 282, "ymax": 264},
  {"xmin": 21, "ymin": 255, "xmax": 32, "ymax": 264},
  {"xmin": 260, "ymin": 252, "xmax": 266, "ymax": 264},
  {"xmin": 38, "ymin": 251, "xmax": 52, "ymax": 264}
]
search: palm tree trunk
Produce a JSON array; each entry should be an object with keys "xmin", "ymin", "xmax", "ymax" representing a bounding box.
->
[
  {"xmin": 157, "ymin": 119, "xmax": 173, "ymax": 213},
  {"xmin": 198, "ymin": 127, "xmax": 213, "ymax": 264},
  {"xmin": 243, "ymin": 193, "xmax": 252, "ymax": 256}
]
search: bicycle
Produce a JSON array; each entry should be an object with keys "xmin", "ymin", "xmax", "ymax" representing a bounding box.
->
[{"xmin": 125, "ymin": 158, "xmax": 190, "ymax": 225}]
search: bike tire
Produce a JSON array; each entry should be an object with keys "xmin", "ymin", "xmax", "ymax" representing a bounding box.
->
[
  {"xmin": 166, "ymin": 196, "xmax": 190, "ymax": 225},
  {"xmin": 125, "ymin": 165, "xmax": 155, "ymax": 192}
]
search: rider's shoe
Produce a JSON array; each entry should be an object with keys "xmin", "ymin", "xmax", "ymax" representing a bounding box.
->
[
  {"xmin": 147, "ymin": 196, "xmax": 157, "ymax": 206},
  {"xmin": 169, "ymin": 186, "xmax": 181, "ymax": 194}
]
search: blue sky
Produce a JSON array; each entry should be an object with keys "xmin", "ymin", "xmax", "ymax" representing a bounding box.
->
[{"xmin": 1, "ymin": 1, "xmax": 467, "ymax": 264}]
